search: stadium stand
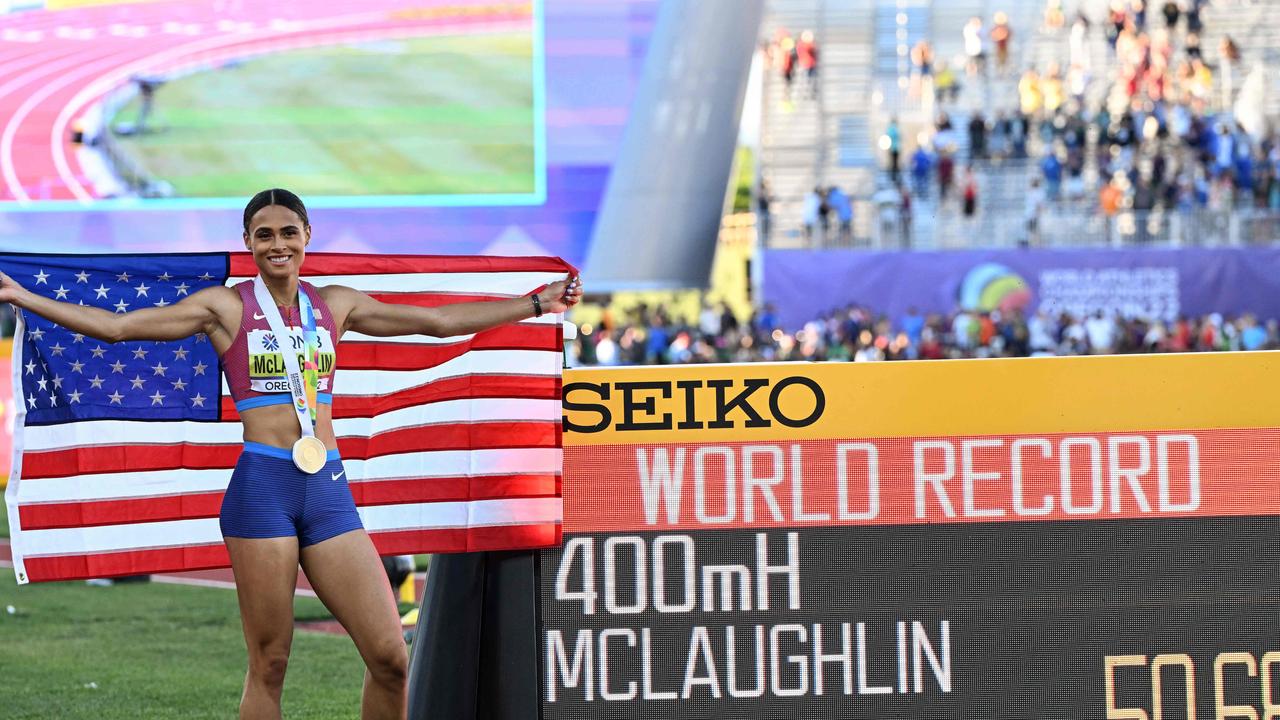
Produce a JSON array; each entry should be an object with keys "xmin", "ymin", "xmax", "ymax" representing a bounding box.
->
[{"xmin": 757, "ymin": 0, "xmax": 1280, "ymax": 249}]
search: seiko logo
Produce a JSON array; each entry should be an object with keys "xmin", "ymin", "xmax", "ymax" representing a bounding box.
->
[{"xmin": 562, "ymin": 376, "xmax": 826, "ymax": 434}]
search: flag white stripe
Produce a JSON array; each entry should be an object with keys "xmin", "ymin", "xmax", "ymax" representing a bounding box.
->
[
  {"xmin": 19, "ymin": 498, "xmax": 561, "ymax": 556},
  {"xmin": 226, "ymin": 271, "xmax": 567, "ymax": 295},
  {"xmin": 21, "ymin": 399, "xmax": 562, "ymax": 452},
  {"xmin": 18, "ymin": 469, "xmax": 231, "ymax": 503},
  {"xmin": 17, "ymin": 448, "xmax": 564, "ymax": 504},
  {"xmin": 217, "ymin": 349, "xmax": 559, "ymax": 396},
  {"xmin": 361, "ymin": 497, "xmax": 563, "ymax": 533}
]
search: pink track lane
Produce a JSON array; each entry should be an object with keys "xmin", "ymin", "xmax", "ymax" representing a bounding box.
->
[{"xmin": 0, "ymin": 0, "xmax": 530, "ymax": 202}]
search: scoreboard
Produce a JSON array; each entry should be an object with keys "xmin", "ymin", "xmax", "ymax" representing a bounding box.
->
[{"xmin": 540, "ymin": 357, "xmax": 1280, "ymax": 719}]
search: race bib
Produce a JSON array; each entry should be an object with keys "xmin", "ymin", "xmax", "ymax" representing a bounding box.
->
[{"xmin": 247, "ymin": 327, "xmax": 335, "ymax": 394}]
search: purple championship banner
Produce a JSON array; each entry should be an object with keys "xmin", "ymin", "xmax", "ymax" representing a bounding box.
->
[{"xmin": 763, "ymin": 247, "xmax": 1280, "ymax": 331}]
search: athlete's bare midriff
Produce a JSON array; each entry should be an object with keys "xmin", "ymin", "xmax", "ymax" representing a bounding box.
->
[{"xmin": 239, "ymin": 403, "xmax": 339, "ymax": 451}]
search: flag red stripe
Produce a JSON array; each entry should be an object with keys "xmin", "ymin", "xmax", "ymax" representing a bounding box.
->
[
  {"xmin": 20, "ymin": 543, "xmax": 231, "ymax": 583},
  {"xmin": 338, "ymin": 326, "xmax": 560, "ymax": 371},
  {"xmin": 19, "ymin": 492, "xmax": 225, "ymax": 531},
  {"xmin": 23, "ymin": 444, "xmax": 241, "ymax": 479},
  {"xmin": 350, "ymin": 474, "xmax": 559, "ymax": 506},
  {"xmin": 22, "ymin": 421, "xmax": 558, "ymax": 479},
  {"xmin": 18, "ymin": 525, "xmax": 561, "ymax": 582},
  {"xmin": 229, "ymin": 253, "xmax": 575, "ymax": 277},
  {"xmin": 18, "ymin": 476, "xmax": 560, "ymax": 531},
  {"xmin": 221, "ymin": 374, "xmax": 563, "ymax": 420},
  {"xmin": 369, "ymin": 523, "xmax": 561, "ymax": 556}
]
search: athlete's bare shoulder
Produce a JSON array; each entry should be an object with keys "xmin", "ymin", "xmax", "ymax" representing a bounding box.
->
[
  {"xmin": 184, "ymin": 284, "xmax": 242, "ymax": 346},
  {"xmin": 187, "ymin": 283, "xmax": 240, "ymax": 304},
  {"xmin": 315, "ymin": 284, "xmax": 362, "ymax": 333},
  {"xmin": 315, "ymin": 284, "xmax": 364, "ymax": 312}
]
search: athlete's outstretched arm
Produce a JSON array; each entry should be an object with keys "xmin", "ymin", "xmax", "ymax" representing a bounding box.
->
[
  {"xmin": 332, "ymin": 274, "xmax": 582, "ymax": 338},
  {"xmin": 0, "ymin": 271, "xmax": 226, "ymax": 343}
]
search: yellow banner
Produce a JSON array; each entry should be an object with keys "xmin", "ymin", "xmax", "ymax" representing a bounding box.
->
[{"xmin": 562, "ymin": 352, "xmax": 1280, "ymax": 446}]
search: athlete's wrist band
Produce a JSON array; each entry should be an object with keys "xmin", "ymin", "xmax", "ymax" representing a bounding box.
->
[{"xmin": 531, "ymin": 293, "xmax": 543, "ymax": 318}]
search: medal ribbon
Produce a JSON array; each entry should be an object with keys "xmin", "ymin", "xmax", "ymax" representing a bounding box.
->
[
  {"xmin": 297, "ymin": 289, "xmax": 319, "ymax": 425},
  {"xmin": 251, "ymin": 276, "xmax": 318, "ymax": 441}
]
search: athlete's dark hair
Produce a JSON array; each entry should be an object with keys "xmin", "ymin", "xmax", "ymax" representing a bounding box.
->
[{"xmin": 242, "ymin": 188, "xmax": 309, "ymax": 233}]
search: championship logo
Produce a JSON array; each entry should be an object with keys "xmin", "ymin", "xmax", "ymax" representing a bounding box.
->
[{"xmin": 958, "ymin": 262, "xmax": 1032, "ymax": 313}]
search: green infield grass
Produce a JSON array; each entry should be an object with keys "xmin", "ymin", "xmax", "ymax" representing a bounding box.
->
[
  {"xmin": 0, "ymin": 572, "xmax": 368, "ymax": 718},
  {"xmin": 1, "ymin": 504, "xmax": 9, "ymax": 538},
  {"xmin": 108, "ymin": 33, "xmax": 535, "ymax": 198}
]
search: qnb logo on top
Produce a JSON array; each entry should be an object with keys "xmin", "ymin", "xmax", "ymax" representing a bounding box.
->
[
  {"xmin": 959, "ymin": 262, "xmax": 1032, "ymax": 313},
  {"xmin": 563, "ymin": 376, "xmax": 826, "ymax": 434},
  {"xmin": 246, "ymin": 328, "xmax": 335, "ymax": 393}
]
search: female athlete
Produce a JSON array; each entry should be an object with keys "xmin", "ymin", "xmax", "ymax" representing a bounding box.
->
[{"xmin": 0, "ymin": 188, "xmax": 582, "ymax": 720}]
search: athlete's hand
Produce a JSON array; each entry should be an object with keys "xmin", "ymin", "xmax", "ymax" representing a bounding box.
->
[
  {"xmin": 538, "ymin": 274, "xmax": 582, "ymax": 314},
  {"xmin": 0, "ymin": 271, "xmax": 29, "ymax": 306}
]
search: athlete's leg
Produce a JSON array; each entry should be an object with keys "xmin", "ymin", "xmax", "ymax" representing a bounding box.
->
[
  {"xmin": 301, "ymin": 529, "xmax": 407, "ymax": 720},
  {"xmin": 226, "ymin": 536, "xmax": 301, "ymax": 720}
]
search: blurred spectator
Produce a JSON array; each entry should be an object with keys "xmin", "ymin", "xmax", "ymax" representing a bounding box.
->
[
  {"xmin": 1132, "ymin": 0, "xmax": 1148, "ymax": 31},
  {"xmin": 1186, "ymin": 0, "xmax": 1203, "ymax": 34},
  {"xmin": 755, "ymin": 178, "xmax": 772, "ymax": 241},
  {"xmin": 1025, "ymin": 177, "xmax": 1046, "ymax": 245},
  {"xmin": 910, "ymin": 40, "xmax": 934, "ymax": 100},
  {"xmin": 961, "ymin": 165, "xmax": 979, "ymax": 217},
  {"xmin": 1108, "ymin": 1, "xmax": 1127, "ymax": 50},
  {"xmin": 1044, "ymin": 0, "xmax": 1066, "ymax": 33},
  {"xmin": 898, "ymin": 182, "xmax": 914, "ymax": 248},
  {"xmin": 698, "ymin": 300, "xmax": 721, "ymax": 339},
  {"xmin": 1019, "ymin": 68, "xmax": 1043, "ymax": 118},
  {"xmin": 827, "ymin": 184, "xmax": 853, "ymax": 243},
  {"xmin": 934, "ymin": 59, "xmax": 960, "ymax": 103},
  {"xmin": 1085, "ymin": 311, "xmax": 1117, "ymax": 353},
  {"xmin": 779, "ymin": 33, "xmax": 798, "ymax": 102},
  {"xmin": 910, "ymin": 144, "xmax": 933, "ymax": 198},
  {"xmin": 991, "ymin": 12, "xmax": 1013, "ymax": 73},
  {"xmin": 1069, "ymin": 13, "xmax": 1091, "ymax": 70},
  {"xmin": 798, "ymin": 30, "xmax": 820, "ymax": 99},
  {"xmin": 1041, "ymin": 63, "xmax": 1064, "ymax": 115},
  {"xmin": 1161, "ymin": 0, "xmax": 1180, "ymax": 29},
  {"xmin": 1219, "ymin": 34, "xmax": 1241, "ymax": 107},
  {"xmin": 937, "ymin": 150, "xmax": 956, "ymax": 200},
  {"xmin": 802, "ymin": 186, "xmax": 823, "ymax": 242},
  {"xmin": 964, "ymin": 17, "xmax": 986, "ymax": 76},
  {"xmin": 1241, "ymin": 315, "xmax": 1268, "ymax": 351},
  {"xmin": 968, "ymin": 113, "xmax": 988, "ymax": 161},
  {"xmin": 1041, "ymin": 150, "xmax": 1063, "ymax": 199},
  {"xmin": 872, "ymin": 181, "xmax": 901, "ymax": 243},
  {"xmin": 883, "ymin": 117, "xmax": 902, "ymax": 180}
]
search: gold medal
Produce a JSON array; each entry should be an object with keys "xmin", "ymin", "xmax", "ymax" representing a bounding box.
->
[{"xmin": 292, "ymin": 435, "xmax": 328, "ymax": 474}]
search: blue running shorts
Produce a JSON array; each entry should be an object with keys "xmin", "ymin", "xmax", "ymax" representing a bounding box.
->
[{"xmin": 219, "ymin": 441, "xmax": 365, "ymax": 547}]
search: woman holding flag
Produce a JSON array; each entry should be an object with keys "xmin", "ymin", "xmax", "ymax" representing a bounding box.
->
[{"xmin": 0, "ymin": 188, "xmax": 582, "ymax": 720}]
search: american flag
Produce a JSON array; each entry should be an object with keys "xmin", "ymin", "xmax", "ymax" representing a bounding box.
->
[{"xmin": 3, "ymin": 252, "xmax": 567, "ymax": 584}]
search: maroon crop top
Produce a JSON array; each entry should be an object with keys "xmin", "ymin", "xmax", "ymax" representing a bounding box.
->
[{"xmin": 219, "ymin": 280, "xmax": 339, "ymax": 412}]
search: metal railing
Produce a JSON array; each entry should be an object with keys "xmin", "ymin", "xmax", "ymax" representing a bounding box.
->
[{"xmin": 761, "ymin": 201, "xmax": 1280, "ymax": 249}]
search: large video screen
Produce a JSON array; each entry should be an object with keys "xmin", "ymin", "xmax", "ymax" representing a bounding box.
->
[
  {"xmin": 0, "ymin": 0, "xmax": 659, "ymax": 263},
  {"xmin": 1, "ymin": 0, "xmax": 542, "ymax": 208}
]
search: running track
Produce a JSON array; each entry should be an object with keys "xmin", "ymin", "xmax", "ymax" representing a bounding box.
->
[
  {"xmin": 0, "ymin": 0, "xmax": 530, "ymax": 203},
  {"xmin": 0, "ymin": 537, "xmax": 426, "ymax": 637}
]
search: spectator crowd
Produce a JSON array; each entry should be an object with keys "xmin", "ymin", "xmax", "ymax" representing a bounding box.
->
[
  {"xmin": 907, "ymin": 0, "xmax": 1280, "ymax": 226},
  {"xmin": 570, "ymin": 301, "xmax": 1278, "ymax": 366}
]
